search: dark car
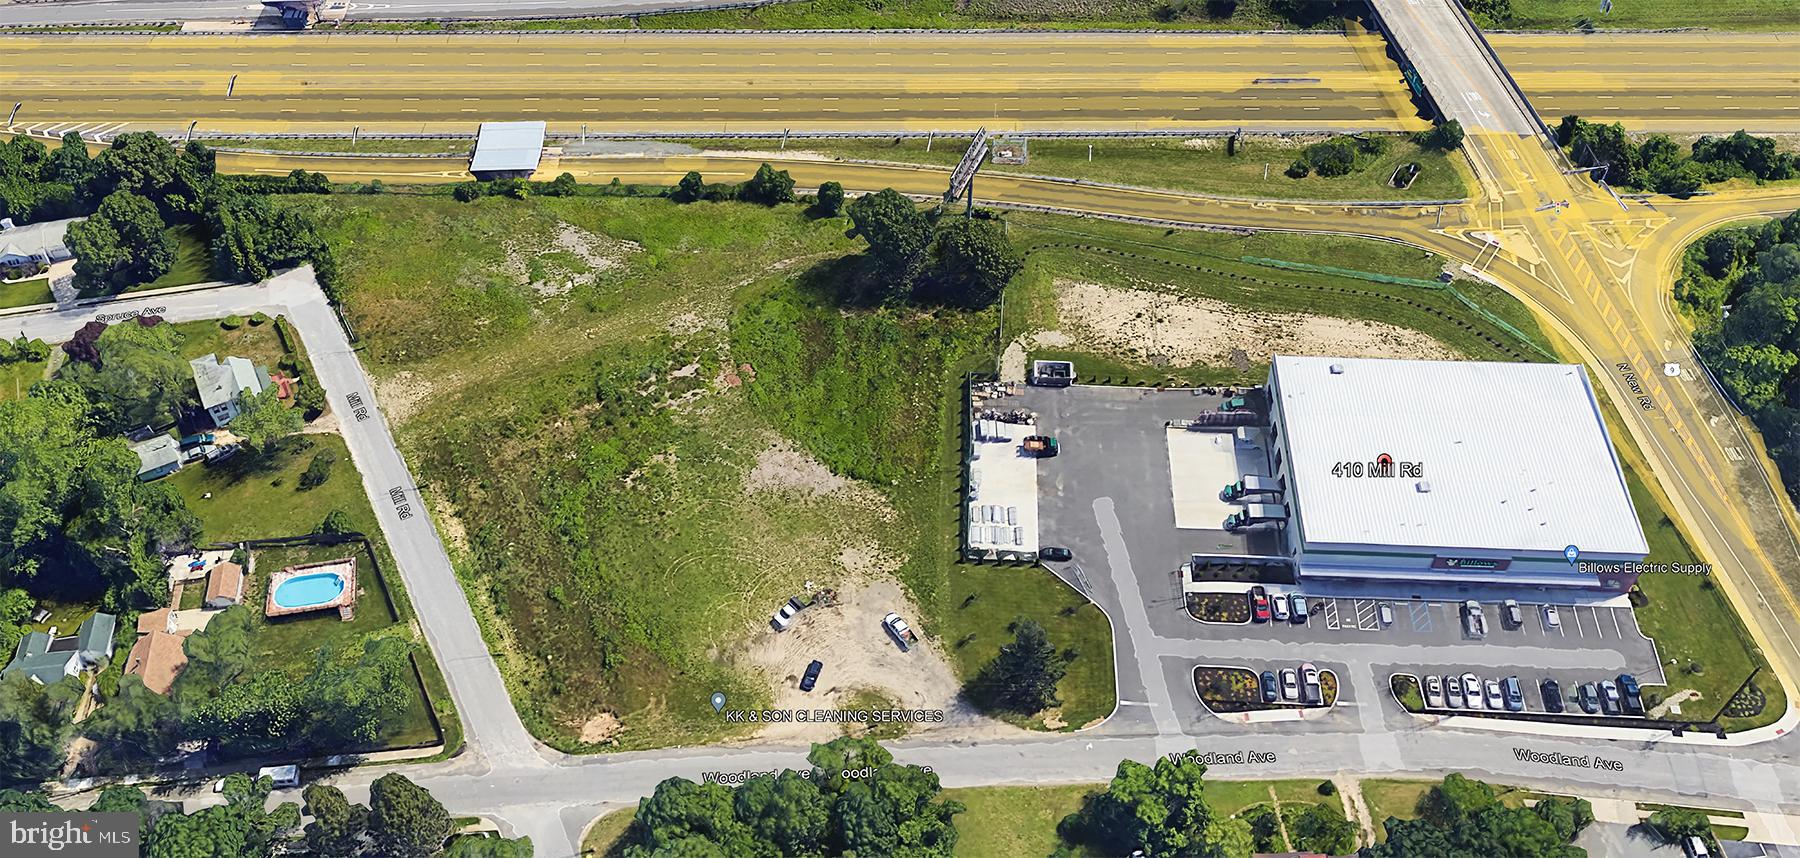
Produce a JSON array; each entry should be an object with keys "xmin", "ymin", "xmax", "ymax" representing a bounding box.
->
[
  {"xmin": 1502, "ymin": 676, "xmax": 1525, "ymax": 712},
  {"xmin": 1260, "ymin": 670, "xmax": 1279, "ymax": 703},
  {"xmin": 1617, "ymin": 674, "xmax": 1645, "ymax": 715},
  {"xmin": 1041, "ymin": 547, "xmax": 1073, "ymax": 562},
  {"xmin": 1249, "ymin": 586, "xmax": 1271, "ymax": 622},
  {"xmin": 800, "ymin": 660, "xmax": 824, "ymax": 692},
  {"xmin": 1540, "ymin": 679, "xmax": 1565, "ymax": 713},
  {"xmin": 1578, "ymin": 683, "xmax": 1600, "ymax": 714}
]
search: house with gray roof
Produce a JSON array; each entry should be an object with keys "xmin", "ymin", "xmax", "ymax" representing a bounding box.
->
[
  {"xmin": 0, "ymin": 216, "xmax": 80, "ymax": 275},
  {"xmin": 132, "ymin": 434, "xmax": 182, "ymax": 481},
  {"xmin": 3, "ymin": 612, "xmax": 116, "ymax": 686},
  {"xmin": 191, "ymin": 353, "xmax": 271, "ymax": 427}
]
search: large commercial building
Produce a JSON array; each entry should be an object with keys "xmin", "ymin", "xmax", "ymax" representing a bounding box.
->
[{"xmin": 1258, "ymin": 355, "xmax": 1648, "ymax": 590}]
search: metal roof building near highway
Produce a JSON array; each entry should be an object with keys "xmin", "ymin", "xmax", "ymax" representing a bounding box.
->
[
  {"xmin": 469, "ymin": 121, "xmax": 546, "ymax": 179},
  {"xmin": 1263, "ymin": 355, "xmax": 1648, "ymax": 590}
]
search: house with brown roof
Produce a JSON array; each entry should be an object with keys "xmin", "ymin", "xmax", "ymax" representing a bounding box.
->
[
  {"xmin": 204, "ymin": 561, "xmax": 244, "ymax": 608},
  {"xmin": 123, "ymin": 609, "xmax": 189, "ymax": 696}
]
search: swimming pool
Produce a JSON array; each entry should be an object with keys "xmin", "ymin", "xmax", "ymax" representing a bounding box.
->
[{"xmin": 271, "ymin": 572, "xmax": 347, "ymax": 610}]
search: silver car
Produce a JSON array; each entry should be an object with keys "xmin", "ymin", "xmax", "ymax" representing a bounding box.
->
[
  {"xmin": 1445, "ymin": 675, "xmax": 1464, "ymax": 709},
  {"xmin": 1424, "ymin": 675, "xmax": 1444, "ymax": 709},
  {"xmin": 1462, "ymin": 673, "xmax": 1482, "ymax": 708},
  {"xmin": 1484, "ymin": 679, "xmax": 1505, "ymax": 710}
]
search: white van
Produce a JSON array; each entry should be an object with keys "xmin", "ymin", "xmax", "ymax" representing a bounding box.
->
[{"xmin": 257, "ymin": 765, "xmax": 300, "ymax": 789}]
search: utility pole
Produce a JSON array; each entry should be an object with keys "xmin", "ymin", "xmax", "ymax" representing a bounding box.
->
[
  {"xmin": 926, "ymin": 130, "xmax": 933, "ymax": 152},
  {"xmin": 581, "ymin": 124, "xmax": 587, "ymax": 144},
  {"xmin": 186, "ymin": 121, "xmax": 197, "ymax": 142},
  {"xmin": 6, "ymin": 102, "xmax": 19, "ymax": 127},
  {"xmin": 1088, "ymin": 143, "xmax": 1093, "ymax": 162},
  {"xmin": 352, "ymin": 125, "xmax": 359, "ymax": 146},
  {"xmin": 226, "ymin": 74, "xmax": 238, "ymax": 98}
]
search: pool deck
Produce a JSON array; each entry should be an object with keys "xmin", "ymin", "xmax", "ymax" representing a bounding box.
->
[{"xmin": 264, "ymin": 557, "xmax": 358, "ymax": 621}]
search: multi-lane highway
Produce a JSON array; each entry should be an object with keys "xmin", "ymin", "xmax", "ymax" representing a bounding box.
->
[
  {"xmin": 4, "ymin": 30, "xmax": 1796, "ymax": 138},
  {"xmin": 0, "ymin": 31, "xmax": 1429, "ymax": 135},
  {"xmin": 0, "ymin": 0, "xmax": 740, "ymax": 26}
]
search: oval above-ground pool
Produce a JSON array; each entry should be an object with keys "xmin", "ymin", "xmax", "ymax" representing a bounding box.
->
[{"xmin": 272, "ymin": 572, "xmax": 347, "ymax": 610}]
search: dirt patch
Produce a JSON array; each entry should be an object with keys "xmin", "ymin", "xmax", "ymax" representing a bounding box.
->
[
  {"xmin": 744, "ymin": 442, "xmax": 856, "ymax": 497},
  {"xmin": 577, "ymin": 711, "xmax": 624, "ymax": 745},
  {"xmin": 736, "ymin": 580, "xmax": 1025, "ymax": 744},
  {"xmin": 500, "ymin": 222, "xmax": 640, "ymax": 298},
  {"xmin": 373, "ymin": 369, "xmax": 438, "ymax": 426},
  {"xmin": 1056, "ymin": 279, "xmax": 1460, "ymax": 367}
]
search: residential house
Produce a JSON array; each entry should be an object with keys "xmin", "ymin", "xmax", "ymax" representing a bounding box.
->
[
  {"xmin": 123, "ymin": 610, "xmax": 190, "ymax": 696},
  {"xmin": 0, "ymin": 216, "xmax": 80, "ymax": 278},
  {"xmin": 132, "ymin": 434, "xmax": 182, "ymax": 481},
  {"xmin": 203, "ymin": 561, "xmax": 245, "ymax": 608},
  {"xmin": 2, "ymin": 613, "xmax": 116, "ymax": 685},
  {"xmin": 190, "ymin": 353, "xmax": 271, "ymax": 427}
]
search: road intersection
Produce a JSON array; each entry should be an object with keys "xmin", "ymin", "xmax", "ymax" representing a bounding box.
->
[{"xmin": 10, "ymin": 4, "xmax": 1800, "ymax": 854}]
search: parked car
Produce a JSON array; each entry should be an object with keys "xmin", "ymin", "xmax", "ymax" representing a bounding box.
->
[
  {"xmin": 882, "ymin": 612, "xmax": 918, "ymax": 651},
  {"xmin": 1502, "ymin": 599, "xmax": 1523, "ymax": 629},
  {"xmin": 1280, "ymin": 668, "xmax": 1300, "ymax": 702},
  {"xmin": 1461, "ymin": 672, "xmax": 1481, "ymax": 708},
  {"xmin": 1502, "ymin": 676, "xmax": 1525, "ymax": 712},
  {"xmin": 800, "ymin": 659, "xmax": 824, "ymax": 692},
  {"xmin": 1483, "ymin": 679, "xmax": 1505, "ymax": 710},
  {"xmin": 1618, "ymin": 674, "xmax": 1645, "ymax": 715},
  {"xmin": 257, "ymin": 765, "xmax": 300, "ymax": 789},
  {"xmin": 1686, "ymin": 835, "xmax": 1713, "ymax": 857},
  {"xmin": 1445, "ymin": 675, "xmax": 1464, "ymax": 709},
  {"xmin": 1377, "ymin": 603, "xmax": 1394, "ymax": 626},
  {"xmin": 1289, "ymin": 594, "xmax": 1308, "ymax": 623},
  {"xmin": 1270, "ymin": 594, "xmax": 1289, "ymax": 622},
  {"xmin": 1041, "ymin": 546, "xmax": 1073, "ymax": 562},
  {"xmin": 1424, "ymin": 675, "xmax": 1444, "ymax": 709},
  {"xmin": 1219, "ymin": 395, "xmax": 1248, "ymax": 412},
  {"xmin": 1541, "ymin": 679, "xmax": 1565, "ymax": 713},
  {"xmin": 1462, "ymin": 600, "xmax": 1486, "ymax": 638},
  {"xmin": 1022, "ymin": 435, "xmax": 1059, "ymax": 457},
  {"xmin": 1260, "ymin": 670, "xmax": 1279, "ymax": 703},
  {"xmin": 1578, "ymin": 683, "xmax": 1601, "ymax": 714},
  {"xmin": 179, "ymin": 432, "xmax": 214, "ymax": 449},
  {"xmin": 771, "ymin": 597, "xmax": 803, "ymax": 631},
  {"xmin": 1300, "ymin": 662, "xmax": 1321, "ymax": 705},
  {"xmin": 1600, "ymin": 680, "xmax": 1623, "ymax": 715},
  {"xmin": 1542, "ymin": 604, "xmax": 1561, "ymax": 630},
  {"xmin": 1250, "ymin": 587, "xmax": 1271, "ymax": 622}
]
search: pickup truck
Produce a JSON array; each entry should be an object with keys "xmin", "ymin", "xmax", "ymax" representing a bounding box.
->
[
  {"xmin": 1021, "ymin": 435, "xmax": 1059, "ymax": 457},
  {"xmin": 883, "ymin": 612, "xmax": 918, "ymax": 651}
]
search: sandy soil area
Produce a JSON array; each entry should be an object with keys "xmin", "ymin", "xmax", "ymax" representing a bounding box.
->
[
  {"xmin": 738, "ymin": 579, "xmax": 1022, "ymax": 744},
  {"xmin": 1056, "ymin": 278, "xmax": 1460, "ymax": 367}
]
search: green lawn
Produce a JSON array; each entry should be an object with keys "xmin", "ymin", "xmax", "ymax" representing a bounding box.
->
[
  {"xmin": 344, "ymin": 0, "xmax": 1341, "ymax": 32},
  {"xmin": 580, "ymin": 807, "xmax": 637, "ymax": 858},
  {"xmin": 133, "ymin": 224, "xmax": 214, "ymax": 293},
  {"xmin": 681, "ymin": 136, "xmax": 1473, "ymax": 202},
  {"xmin": 167, "ymin": 434, "xmax": 373, "ymax": 542},
  {"xmin": 946, "ymin": 784, "xmax": 1096, "ymax": 857},
  {"xmin": 0, "ymin": 358, "xmax": 47, "ymax": 400},
  {"xmin": 1206, "ymin": 779, "xmax": 1337, "ymax": 818},
  {"xmin": 1489, "ymin": 0, "xmax": 1800, "ymax": 31},
  {"xmin": 1361, "ymin": 778, "xmax": 1435, "ymax": 840},
  {"xmin": 0, "ymin": 277, "xmax": 51, "ymax": 309}
]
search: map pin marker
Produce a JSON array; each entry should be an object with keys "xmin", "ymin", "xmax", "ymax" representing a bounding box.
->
[
  {"xmin": 1564, "ymin": 545, "xmax": 1580, "ymax": 566},
  {"xmin": 711, "ymin": 692, "xmax": 726, "ymax": 713}
]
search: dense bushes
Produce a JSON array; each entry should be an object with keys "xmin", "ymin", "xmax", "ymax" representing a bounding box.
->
[
  {"xmin": 1560, "ymin": 117, "xmax": 1796, "ymax": 196},
  {"xmin": 1677, "ymin": 211, "xmax": 1800, "ymax": 506},
  {"xmin": 1286, "ymin": 134, "xmax": 1400, "ymax": 180},
  {"xmin": 841, "ymin": 188, "xmax": 1022, "ymax": 308}
]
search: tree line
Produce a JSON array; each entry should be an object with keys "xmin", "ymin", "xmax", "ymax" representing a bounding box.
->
[
  {"xmin": 1676, "ymin": 210, "xmax": 1800, "ymax": 505},
  {"xmin": 0, "ymin": 772, "xmax": 527, "ymax": 858},
  {"xmin": 0, "ymin": 132, "xmax": 336, "ymax": 297},
  {"xmin": 1558, "ymin": 117, "xmax": 1797, "ymax": 197}
]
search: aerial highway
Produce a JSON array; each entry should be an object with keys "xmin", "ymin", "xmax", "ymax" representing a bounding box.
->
[
  {"xmin": 0, "ymin": 0, "xmax": 741, "ymax": 26},
  {"xmin": 4, "ymin": 29, "xmax": 1797, "ymax": 139}
]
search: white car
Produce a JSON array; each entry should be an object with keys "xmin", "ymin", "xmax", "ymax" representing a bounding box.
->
[
  {"xmin": 1280, "ymin": 668, "xmax": 1300, "ymax": 702},
  {"xmin": 1271, "ymin": 595, "xmax": 1289, "ymax": 622},
  {"xmin": 1543, "ymin": 605, "xmax": 1561, "ymax": 629},
  {"xmin": 1377, "ymin": 603, "xmax": 1394, "ymax": 626},
  {"xmin": 1484, "ymin": 679, "xmax": 1505, "ymax": 710},
  {"xmin": 882, "ymin": 612, "xmax": 918, "ymax": 651},
  {"xmin": 1462, "ymin": 673, "xmax": 1483, "ymax": 708},
  {"xmin": 771, "ymin": 597, "xmax": 803, "ymax": 631},
  {"xmin": 1424, "ymin": 675, "xmax": 1444, "ymax": 709},
  {"xmin": 1444, "ymin": 675, "xmax": 1464, "ymax": 709}
]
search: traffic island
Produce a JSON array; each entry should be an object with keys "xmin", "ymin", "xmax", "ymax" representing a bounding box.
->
[
  {"xmin": 1187, "ymin": 592, "xmax": 1250, "ymax": 624},
  {"xmin": 1194, "ymin": 664, "xmax": 1338, "ymax": 724}
]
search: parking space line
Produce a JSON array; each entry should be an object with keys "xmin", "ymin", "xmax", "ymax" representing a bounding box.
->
[
  {"xmin": 1612, "ymin": 607, "xmax": 1624, "ymax": 638},
  {"xmin": 1573, "ymin": 608, "xmax": 1585, "ymax": 637}
]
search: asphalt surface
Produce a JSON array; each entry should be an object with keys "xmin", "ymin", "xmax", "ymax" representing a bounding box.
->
[
  {"xmin": 0, "ymin": 0, "xmax": 752, "ymax": 25},
  {"xmin": 0, "ymin": 31, "xmax": 1429, "ymax": 135}
]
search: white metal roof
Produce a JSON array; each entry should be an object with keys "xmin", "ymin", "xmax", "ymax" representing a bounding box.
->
[
  {"xmin": 1270, "ymin": 355, "xmax": 1648, "ymax": 556},
  {"xmin": 469, "ymin": 121, "xmax": 546, "ymax": 173}
]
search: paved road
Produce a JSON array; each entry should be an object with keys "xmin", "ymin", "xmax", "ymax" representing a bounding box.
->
[
  {"xmin": 0, "ymin": 31, "xmax": 1428, "ymax": 136},
  {"xmin": 0, "ymin": 0, "xmax": 759, "ymax": 25}
]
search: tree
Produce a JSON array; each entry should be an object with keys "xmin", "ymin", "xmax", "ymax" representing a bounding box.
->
[
  {"xmin": 56, "ymin": 318, "xmax": 193, "ymax": 434},
  {"xmin": 1059, "ymin": 753, "xmax": 1251, "ymax": 858},
  {"xmin": 209, "ymin": 192, "xmax": 325, "ymax": 282},
  {"xmin": 0, "ymin": 587, "xmax": 32, "ymax": 659},
  {"xmin": 369, "ymin": 773, "xmax": 454, "ymax": 858},
  {"xmin": 0, "ymin": 675, "xmax": 81, "ymax": 782},
  {"xmin": 0, "ymin": 787, "xmax": 59, "ymax": 812},
  {"xmin": 1303, "ymin": 137, "xmax": 1358, "ymax": 176},
  {"xmin": 1568, "ymin": 119, "xmax": 1640, "ymax": 187},
  {"xmin": 1532, "ymin": 795, "xmax": 1594, "ymax": 842},
  {"xmin": 734, "ymin": 770, "xmax": 830, "ymax": 856},
  {"xmin": 301, "ymin": 449, "xmax": 338, "ymax": 489},
  {"xmin": 547, "ymin": 172, "xmax": 579, "ymax": 197},
  {"xmin": 925, "ymin": 217, "xmax": 1022, "ymax": 308},
  {"xmin": 66, "ymin": 191, "xmax": 176, "ymax": 294},
  {"xmin": 1554, "ymin": 114, "xmax": 1581, "ymax": 147},
  {"xmin": 815, "ymin": 181, "xmax": 846, "ymax": 217},
  {"xmin": 672, "ymin": 171, "xmax": 706, "ymax": 203},
  {"xmin": 1652, "ymin": 160, "xmax": 1705, "ymax": 198},
  {"xmin": 1285, "ymin": 804, "xmax": 1356, "ymax": 854},
  {"xmin": 846, "ymin": 188, "xmax": 932, "ymax": 289},
  {"xmin": 967, "ymin": 618, "xmax": 1065, "ymax": 714},
  {"xmin": 80, "ymin": 674, "xmax": 177, "ymax": 769},
  {"xmin": 740, "ymin": 163, "xmax": 796, "ymax": 206},
  {"xmin": 230, "ymin": 388, "xmax": 304, "ymax": 453},
  {"xmin": 630, "ymin": 778, "xmax": 755, "ymax": 857},
  {"xmin": 1760, "ymin": 243, "xmax": 1800, "ymax": 285},
  {"xmin": 316, "ymin": 509, "xmax": 356, "ymax": 535},
  {"xmin": 302, "ymin": 784, "xmax": 369, "ymax": 857},
  {"xmin": 179, "ymin": 605, "xmax": 257, "ymax": 688},
  {"xmin": 1418, "ymin": 119, "xmax": 1465, "ymax": 152},
  {"xmin": 93, "ymin": 132, "xmax": 206, "ymax": 220},
  {"xmin": 1713, "ymin": 343, "xmax": 1796, "ymax": 412},
  {"xmin": 145, "ymin": 773, "xmax": 299, "ymax": 858},
  {"xmin": 1363, "ymin": 774, "xmax": 1586, "ymax": 858}
]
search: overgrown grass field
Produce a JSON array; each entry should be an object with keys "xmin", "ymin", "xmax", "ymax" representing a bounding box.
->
[{"xmin": 1492, "ymin": 0, "xmax": 1800, "ymax": 31}]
